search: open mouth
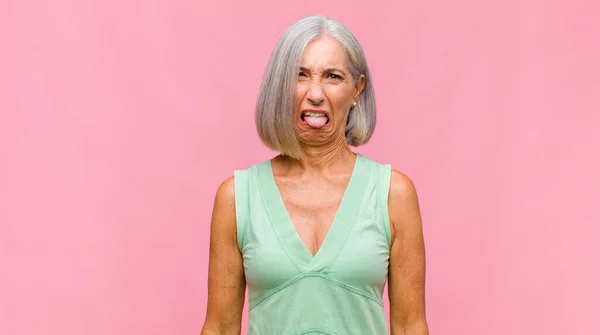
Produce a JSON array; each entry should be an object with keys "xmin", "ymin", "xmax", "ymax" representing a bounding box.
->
[{"xmin": 301, "ymin": 111, "xmax": 330, "ymax": 129}]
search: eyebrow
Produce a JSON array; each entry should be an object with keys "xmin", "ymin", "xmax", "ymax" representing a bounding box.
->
[{"xmin": 299, "ymin": 66, "xmax": 347, "ymax": 74}]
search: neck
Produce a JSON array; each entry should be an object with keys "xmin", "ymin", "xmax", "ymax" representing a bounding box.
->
[{"xmin": 292, "ymin": 137, "xmax": 356, "ymax": 173}]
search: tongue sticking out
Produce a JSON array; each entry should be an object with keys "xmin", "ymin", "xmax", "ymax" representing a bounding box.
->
[{"xmin": 304, "ymin": 116, "xmax": 328, "ymax": 129}]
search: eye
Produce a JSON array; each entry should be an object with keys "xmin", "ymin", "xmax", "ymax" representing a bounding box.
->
[
  {"xmin": 328, "ymin": 73, "xmax": 342, "ymax": 80},
  {"xmin": 298, "ymin": 71, "xmax": 307, "ymax": 77}
]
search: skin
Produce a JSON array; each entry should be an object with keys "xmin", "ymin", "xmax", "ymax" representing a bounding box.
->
[{"xmin": 201, "ymin": 36, "xmax": 428, "ymax": 335}]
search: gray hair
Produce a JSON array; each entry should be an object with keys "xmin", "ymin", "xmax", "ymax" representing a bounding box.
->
[{"xmin": 255, "ymin": 15, "xmax": 376, "ymax": 158}]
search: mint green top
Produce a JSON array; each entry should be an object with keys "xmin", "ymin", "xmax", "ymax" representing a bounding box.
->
[{"xmin": 234, "ymin": 154, "xmax": 392, "ymax": 335}]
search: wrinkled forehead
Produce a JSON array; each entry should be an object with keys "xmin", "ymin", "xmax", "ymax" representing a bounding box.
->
[{"xmin": 300, "ymin": 36, "xmax": 351, "ymax": 72}]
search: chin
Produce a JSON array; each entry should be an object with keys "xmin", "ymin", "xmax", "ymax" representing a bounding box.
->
[{"xmin": 296, "ymin": 126, "xmax": 338, "ymax": 145}]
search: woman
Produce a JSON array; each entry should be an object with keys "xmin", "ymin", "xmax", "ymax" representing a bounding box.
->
[{"xmin": 201, "ymin": 15, "xmax": 428, "ymax": 335}]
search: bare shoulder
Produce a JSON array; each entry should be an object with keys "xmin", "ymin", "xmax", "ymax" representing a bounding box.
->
[
  {"xmin": 215, "ymin": 176, "xmax": 235, "ymax": 204},
  {"xmin": 210, "ymin": 176, "xmax": 237, "ymax": 233},
  {"xmin": 388, "ymin": 169, "xmax": 422, "ymax": 241},
  {"xmin": 389, "ymin": 169, "xmax": 418, "ymax": 201}
]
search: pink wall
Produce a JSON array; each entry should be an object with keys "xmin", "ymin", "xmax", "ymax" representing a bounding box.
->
[{"xmin": 1, "ymin": 0, "xmax": 599, "ymax": 334}]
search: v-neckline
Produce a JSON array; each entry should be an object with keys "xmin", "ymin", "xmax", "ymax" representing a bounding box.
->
[{"xmin": 258, "ymin": 154, "xmax": 369, "ymax": 272}]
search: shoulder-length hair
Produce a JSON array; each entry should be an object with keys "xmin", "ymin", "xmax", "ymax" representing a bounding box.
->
[{"xmin": 255, "ymin": 15, "xmax": 376, "ymax": 158}]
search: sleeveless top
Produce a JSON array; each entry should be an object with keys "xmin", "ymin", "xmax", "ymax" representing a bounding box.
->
[{"xmin": 234, "ymin": 154, "xmax": 392, "ymax": 334}]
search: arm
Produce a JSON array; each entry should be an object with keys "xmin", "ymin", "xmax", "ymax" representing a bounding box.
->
[
  {"xmin": 388, "ymin": 170, "xmax": 429, "ymax": 335},
  {"xmin": 200, "ymin": 177, "xmax": 246, "ymax": 335}
]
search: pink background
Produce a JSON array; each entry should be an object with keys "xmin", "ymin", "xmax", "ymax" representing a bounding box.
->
[{"xmin": 1, "ymin": 0, "xmax": 599, "ymax": 334}]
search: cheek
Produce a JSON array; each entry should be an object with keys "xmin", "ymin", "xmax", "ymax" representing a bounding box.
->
[
  {"xmin": 294, "ymin": 84, "xmax": 307, "ymax": 106},
  {"xmin": 325, "ymin": 87, "xmax": 352, "ymax": 109}
]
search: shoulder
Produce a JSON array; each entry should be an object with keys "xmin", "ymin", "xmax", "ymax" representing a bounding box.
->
[
  {"xmin": 213, "ymin": 176, "xmax": 236, "ymax": 213},
  {"xmin": 216, "ymin": 175, "xmax": 235, "ymax": 199},
  {"xmin": 360, "ymin": 154, "xmax": 417, "ymax": 197},
  {"xmin": 389, "ymin": 169, "xmax": 418, "ymax": 201},
  {"xmin": 358, "ymin": 155, "xmax": 417, "ymax": 198},
  {"xmin": 215, "ymin": 159, "xmax": 269, "ymax": 199},
  {"xmin": 387, "ymin": 169, "xmax": 422, "ymax": 242},
  {"xmin": 214, "ymin": 159, "xmax": 267, "ymax": 207},
  {"xmin": 209, "ymin": 176, "xmax": 239, "ymax": 242}
]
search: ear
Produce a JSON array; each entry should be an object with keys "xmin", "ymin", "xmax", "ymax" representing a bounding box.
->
[{"xmin": 354, "ymin": 74, "xmax": 366, "ymax": 100}]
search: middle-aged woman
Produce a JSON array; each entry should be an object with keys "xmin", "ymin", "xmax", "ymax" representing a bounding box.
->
[{"xmin": 201, "ymin": 15, "xmax": 428, "ymax": 335}]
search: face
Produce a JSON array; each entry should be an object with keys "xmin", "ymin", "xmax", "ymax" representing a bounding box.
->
[{"xmin": 294, "ymin": 36, "xmax": 365, "ymax": 145}]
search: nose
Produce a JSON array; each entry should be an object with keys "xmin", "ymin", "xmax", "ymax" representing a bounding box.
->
[{"xmin": 306, "ymin": 80, "xmax": 325, "ymax": 105}]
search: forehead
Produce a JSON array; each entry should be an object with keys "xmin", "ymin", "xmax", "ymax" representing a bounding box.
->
[{"xmin": 300, "ymin": 36, "xmax": 349, "ymax": 70}]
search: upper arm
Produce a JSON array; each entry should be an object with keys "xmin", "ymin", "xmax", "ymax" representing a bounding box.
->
[
  {"xmin": 201, "ymin": 176, "xmax": 246, "ymax": 334},
  {"xmin": 387, "ymin": 170, "xmax": 428, "ymax": 334}
]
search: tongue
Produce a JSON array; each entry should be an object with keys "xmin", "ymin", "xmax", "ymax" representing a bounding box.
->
[{"xmin": 305, "ymin": 116, "xmax": 328, "ymax": 128}]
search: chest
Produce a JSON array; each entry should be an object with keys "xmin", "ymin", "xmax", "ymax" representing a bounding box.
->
[{"xmin": 275, "ymin": 176, "xmax": 349, "ymax": 254}]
